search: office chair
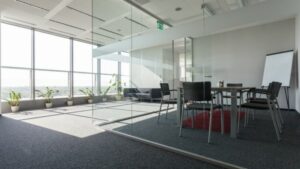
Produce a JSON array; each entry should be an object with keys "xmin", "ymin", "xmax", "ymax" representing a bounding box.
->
[
  {"xmin": 179, "ymin": 82, "xmax": 224, "ymax": 143},
  {"xmin": 241, "ymin": 82, "xmax": 282, "ymax": 141},
  {"xmin": 157, "ymin": 83, "xmax": 177, "ymax": 123}
]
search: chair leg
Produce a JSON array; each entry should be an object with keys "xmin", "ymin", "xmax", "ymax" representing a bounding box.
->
[
  {"xmin": 179, "ymin": 107, "xmax": 185, "ymax": 137},
  {"xmin": 208, "ymin": 108, "xmax": 213, "ymax": 144},
  {"xmin": 244, "ymin": 109, "xmax": 248, "ymax": 127},
  {"xmin": 237, "ymin": 109, "xmax": 241, "ymax": 133},
  {"xmin": 272, "ymin": 105, "xmax": 282, "ymax": 133},
  {"xmin": 192, "ymin": 110, "xmax": 195, "ymax": 128},
  {"xmin": 276, "ymin": 102, "xmax": 284, "ymax": 124},
  {"xmin": 221, "ymin": 108, "xmax": 224, "ymax": 135},
  {"xmin": 203, "ymin": 112, "xmax": 206, "ymax": 129},
  {"xmin": 269, "ymin": 109, "xmax": 281, "ymax": 141},
  {"xmin": 165, "ymin": 104, "xmax": 169, "ymax": 119},
  {"xmin": 157, "ymin": 102, "xmax": 163, "ymax": 123}
]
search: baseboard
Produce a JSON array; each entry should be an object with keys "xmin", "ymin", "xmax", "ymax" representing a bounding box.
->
[{"xmin": 106, "ymin": 129, "xmax": 246, "ymax": 169}]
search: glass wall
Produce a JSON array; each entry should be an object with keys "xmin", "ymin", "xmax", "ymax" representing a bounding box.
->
[{"xmin": 91, "ymin": 0, "xmax": 213, "ymax": 163}]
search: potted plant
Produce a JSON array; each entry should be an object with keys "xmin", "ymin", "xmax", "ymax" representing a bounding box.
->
[
  {"xmin": 79, "ymin": 88, "xmax": 94, "ymax": 104},
  {"xmin": 6, "ymin": 91, "xmax": 21, "ymax": 113},
  {"xmin": 102, "ymin": 74, "xmax": 124, "ymax": 101},
  {"xmin": 67, "ymin": 95, "xmax": 73, "ymax": 106},
  {"xmin": 36, "ymin": 87, "xmax": 59, "ymax": 108}
]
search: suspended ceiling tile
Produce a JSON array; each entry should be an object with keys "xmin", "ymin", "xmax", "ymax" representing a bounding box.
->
[
  {"xmin": 53, "ymin": 7, "xmax": 92, "ymax": 30},
  {"xmin": 47, "ymin": 21, "xmax": 85, "ymax": 36},
  {"xmin": 103, "ymin": 17, "xmax": 148, "ymax": 37},
  {"xmin": 16, "ymin": 0, "xmax": 61, "ymax": 11},
  {"xmin": 68, "ymin": 0, "xmax": 92, "ymax": 15},
  {"xmin": 92, "ymin": 0, "xmax": 131, "ymax": 21}
]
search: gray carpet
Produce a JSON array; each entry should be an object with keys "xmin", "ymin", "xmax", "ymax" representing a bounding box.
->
[
  {"xmin": 0, "ymin": 116, "xmax": 222, "ymax": 169},
  {"xmin": 113, "ymin": 110, "xmax": 300, "ymax": 169}
]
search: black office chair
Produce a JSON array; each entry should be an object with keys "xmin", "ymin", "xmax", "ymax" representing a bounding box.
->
[
  {"xmin": 241, "ymin": 82, "xmax": 282, "ymax": 141},
  {"xmin": 247, "ymin": 85, "xmax": 284, "ymax": 125},
  {"xmin": 179, "ymin": 82, "xmax": 224, "ymax": 143},
  {"xmin": 157, "ymin": 83, "xmax": 177, "ymax": 123}
]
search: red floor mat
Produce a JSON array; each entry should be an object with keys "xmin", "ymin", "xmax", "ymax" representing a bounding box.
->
[{"xmin": 182, "ymin": 110, "xmax": 245, "ymax": 133}]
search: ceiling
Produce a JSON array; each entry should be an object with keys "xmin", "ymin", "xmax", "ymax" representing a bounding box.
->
[
  {"xmin": 93, "ymin": 0, "xmax": 300, "ymax": 56},
  {"xmin": 0, "ymin": 0, "xmax": 267, "ymax": 46}
]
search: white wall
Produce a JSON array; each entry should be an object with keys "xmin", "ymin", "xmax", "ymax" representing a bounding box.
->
[
  {"xmin": 193, "ymin": 19, "xmax": 296, "ymax": 109},
  {"xmin": 296, "ymin": 15, "xmax": 300, "ymax": 112}
]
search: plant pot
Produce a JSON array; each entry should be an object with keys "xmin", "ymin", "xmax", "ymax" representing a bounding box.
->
[
  {"xmin": 11, "ymin": 106, "xmax": 20, "ymax": 113},
  {"xmin": 88, "ymin": 99, "xmax": 93, "ymax": 104},
  {"xmin": 102, "ymin": 97, "xmax": 107, "ymax": 102},
  {"xmin": 67, "ymin": 100, "xmax": 73, "ymax": 106},
  {"xmin": 45, "ymin": 102, "xmax": 53, "ymax": 108},
  {"xmin": 115, "ymin": 95, "xmax": 122, "ymax": 101}
]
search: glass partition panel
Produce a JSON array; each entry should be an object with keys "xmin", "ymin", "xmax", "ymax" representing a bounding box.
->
[{"xmin": 92, "ymin": 0, "xmax": 214, "ymax": 161}]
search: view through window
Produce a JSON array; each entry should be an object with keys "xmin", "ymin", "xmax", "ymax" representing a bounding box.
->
[{"xmin": 0, "ymin": 23, "xmax": 131, "ymax": 100}]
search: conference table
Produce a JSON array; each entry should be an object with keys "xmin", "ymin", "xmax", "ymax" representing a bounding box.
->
[{"xmin": 176, "ymin": 86, "xmax": 254, "ymax": 138}]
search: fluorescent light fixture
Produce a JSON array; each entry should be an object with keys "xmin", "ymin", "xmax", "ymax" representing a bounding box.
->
[
  {"xmin": 201, "ymin": 3, "xmax": 215, "ymax": 17},
  {"xmin": 238, "ymin": 0, "xmax": 248, "ymax": 7}
]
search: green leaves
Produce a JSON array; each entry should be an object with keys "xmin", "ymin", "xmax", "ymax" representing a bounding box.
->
[
  {"xmin": 101, "ymin": 74, "xmax": 123, "ymax": 96},
  {"xmin": 79, "ymin": 88, "xmax": 94, "ymax": 99},
  {"xmin": 6, "ymin": 91, "xmax": 21, "ymax": 106},
  {"xmin": 36, "ymin": 87, "xmax": 59, "ymax": 103}
]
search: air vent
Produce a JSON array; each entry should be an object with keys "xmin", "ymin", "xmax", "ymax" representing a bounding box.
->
[
  {"xmin": 133, "ymin": 0, "xmax": 150, "ymax": 5},
  {"xmin": 49, "ymin": 19, "xmax": 86, "ymax": 31},
  {"xmin": 92, "ymin": 31, "xmax": 115, "ymax": 40},
  {"xmin": 98, "ymin": 27, "xmax": 123, "ymax": 36},
  {"xmin": 15, "ymin": 0, "xmax": 49, "ymax": 11},
  {"xmin": 124, "ymin": 17, "xmax": 148, "ymax": 29},
  {"xmin": 49, "ymin": 28, "xmax": 76, "ymax": 36},
  {"xmin": 66, "ymin": 6, "xmax": 105, "ymax": 22}
]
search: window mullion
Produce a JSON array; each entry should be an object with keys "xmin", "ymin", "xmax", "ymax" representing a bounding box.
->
[{"xmin": 31, "ymin": 29, "xmax": 35, "ymax": 100}]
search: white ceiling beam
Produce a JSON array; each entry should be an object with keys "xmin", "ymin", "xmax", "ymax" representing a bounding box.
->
[
  {"xmin": 44, "ymin": 0, "xmax": 74, "ymax": 20},
  {"xmin": 77, "ymin": 12, "xmax": 130, "ymax": 39}
]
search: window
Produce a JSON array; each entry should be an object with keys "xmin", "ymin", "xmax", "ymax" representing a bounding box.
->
[
  {"xmin": 1, "ymin": 68, "xmax": 31, "ymax": 99},
  {"xmin": 101, "ymin": 59, "xmax": 118, "ymax": 74},
  {"xmin": 34, "ymin": 32, "xmax": 70, "ymax": 97},
  {"xmin": 73, "ymin": 41, "xmax": 98, "ymax": 96},
  {"xmin": 35, "ymin": 31, "xmax": 70, "ymax": 71},
  {"xmin": 73, "ymin": 73, "xmax": 96, "ymax": 96},
  {"xmin": 74, "ymin": 41, "xmax": 97, "ymax": 73},
  {"xmin": 35, "ymin": 70, "xmax": 69, "ymax": 97},
  {"xmin": 1, "ymin": 23, "xmax": 32, "ymax": 99},
  {"xmin": 1, "ymin": 24, "xmax": 32, "ymax": 68},
  {"xmin": 121, "ymin": 62, "xmax": 130, "ymax": 88},
  {"xmin": 121, "ymin": 62, "xmax": 130, "ymax": 76}
]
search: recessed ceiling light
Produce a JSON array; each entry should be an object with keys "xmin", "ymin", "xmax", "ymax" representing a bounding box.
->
[{"xmin": 175, "ymin": 7, "xmax": 182, "ymax": 11}]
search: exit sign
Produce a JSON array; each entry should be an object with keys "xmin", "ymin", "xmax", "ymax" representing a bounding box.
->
[{"xmin": 157, "ymin": 20, "xmax": 164, "ymax": 30}]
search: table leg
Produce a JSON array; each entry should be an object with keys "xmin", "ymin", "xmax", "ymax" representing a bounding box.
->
[
  {"xmin": 176, "ymin": 88, "xmax": 182, "ymax": 126},
  {"xmin": 230, "ymin": 90, "xmax": 238, "ymax": 138}
]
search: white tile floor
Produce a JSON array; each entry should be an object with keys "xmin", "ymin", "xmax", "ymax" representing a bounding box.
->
[{"xmin": 3, "ymin": 101, "xmax": 169, "ymax": 138}]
